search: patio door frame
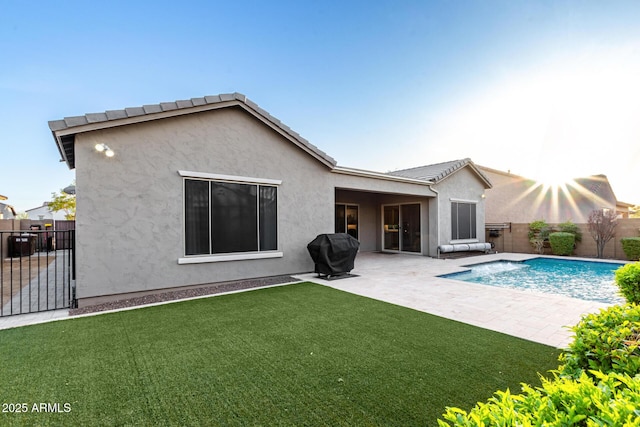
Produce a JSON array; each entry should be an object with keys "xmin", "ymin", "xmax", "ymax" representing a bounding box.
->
[
  {"xmin": 381, "ymin": 202, "xmax": 422, "ymax": 254},
  {"xmin": 335, "ymin": 203, "xmax": 359, "ymax": 240}
]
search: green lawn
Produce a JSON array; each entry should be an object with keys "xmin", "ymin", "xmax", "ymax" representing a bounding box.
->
[{"xmin": 0, "ymin": 282, "xmax": 560, "ymax": 426}]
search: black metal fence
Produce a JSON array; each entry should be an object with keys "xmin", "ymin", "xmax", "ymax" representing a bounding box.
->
[{"xmin": 0, "ymin": 230, "xmax": 75, "ymax": 317}]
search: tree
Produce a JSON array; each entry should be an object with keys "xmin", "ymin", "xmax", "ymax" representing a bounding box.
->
[
  {"xmin": 49, "ymin": 186, "xmax": 76, "ymax": 220},
  {"xmin": 528, "ymin": 219, "xmax": 550, "ymax": 254},
  {"xmin": 587, "ymin": 209, "xmax": 617, "ymax": 258}
]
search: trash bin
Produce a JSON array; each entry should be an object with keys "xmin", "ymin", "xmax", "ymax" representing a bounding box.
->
[
  {"xmin": 46, "ymin": 235, "xmax": 55, "ymax": 251},
  {"xmin": 307, "ymin": 233, "xmax": 360, "ymax": 278},
  {"xmin": 9, "ymin": 234, "xmax": 36, "ymax": 257}
]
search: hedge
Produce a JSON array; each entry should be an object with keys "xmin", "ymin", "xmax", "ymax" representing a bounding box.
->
[
  {"xmin": 438, "ymin": 372, "xmax": 640, "ymax": 426},
  {"xmin": 615, "ymin": 262, "xmax": 640, "ymax": 305},
  {"xmin": 621, "ymin": 237, "xmax": 640, "ymax": 261},
  {"xmin": 439, "ymin": 304, "xmax": 640, "ymax": 425},
  {"xmin": 558, "ymin": 304, "xmax": 640, "ymax": 378},
  {"xmin": 549, "ymin": 232, "xmax": 575, "ymax": 256}
]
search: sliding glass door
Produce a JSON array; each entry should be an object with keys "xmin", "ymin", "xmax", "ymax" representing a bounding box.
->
[
  {"xmin": 383, "ymin": 204, "xmax": 421, "ymax": 253},
  {"xmin": 383, "ymin": 205, "xmax": 400, "ymax": 251},
  {"xmin": 335, "ymin": 204, "xmax": 358, "ymax": 239}
]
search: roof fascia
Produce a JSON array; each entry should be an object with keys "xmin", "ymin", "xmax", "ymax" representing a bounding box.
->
[
  {"xmin": 332, "ymin": 166, "xmax": 435, "ymax": 185},
  {"xmin": 435, "ymin": 163, "xmax": 493, "ymax": 189},
  {"xmin": 51, "ymin": 100, "xmax": 241, "ymax": 137}
]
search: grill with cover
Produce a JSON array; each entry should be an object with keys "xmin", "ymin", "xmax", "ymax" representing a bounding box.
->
[{"xmin": 307, "ymin": 233, "xmax": 360, "ymax": 278}]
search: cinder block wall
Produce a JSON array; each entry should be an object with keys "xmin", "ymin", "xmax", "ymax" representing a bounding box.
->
[
  {"xmin": 486, "ymin": 218, "xmax": 640, "ymax": 260},
  {"xmin": 0, "ymin": 219, "xmax": 21, "ymax": 259}
]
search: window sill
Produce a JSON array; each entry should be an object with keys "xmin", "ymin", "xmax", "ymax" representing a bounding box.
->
[
  {"xmin": 178, "ymin": 251, "xmax": 284, "ymax": 265},
  {"xmin": 450, "ymin": 239, "xmax": 479, "ymax": 244}
]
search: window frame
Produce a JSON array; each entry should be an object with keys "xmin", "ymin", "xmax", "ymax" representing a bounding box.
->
[
  {"xmin": 450, "ymin": 199, "xmax": 478, "ymax": 242},
  {"xmin": 178, "ymin": 171, "xmax": 283, "ymax": 264}
]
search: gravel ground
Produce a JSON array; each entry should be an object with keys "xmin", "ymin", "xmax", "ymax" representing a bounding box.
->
[{"xmin": 69, "ymin": 275, "xmax": 300, "ymax": 316}]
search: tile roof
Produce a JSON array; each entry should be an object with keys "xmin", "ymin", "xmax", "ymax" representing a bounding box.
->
[
  {"xmin": 389, "ymin": 158, "xmax": 492, "ymax": 187},
  {"xmin": 49, "ymin": 92, "xmax": 337, "ymax": 170}
]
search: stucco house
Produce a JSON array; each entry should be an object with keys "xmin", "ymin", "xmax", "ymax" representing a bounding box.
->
[
  {"xmin": 0, "ymin": 195, "xmax": 16, "ymax": 219},
  {"xmin": 478, "ymin": 165, "xmax": 632, "ymax": 224},
  {"xmin": 49, "ymin": 93, "xmax": 491, "ymax": 307},
  {"xmin": 25, "ymin": 202, "xmax": 68, "ymax": 221}
]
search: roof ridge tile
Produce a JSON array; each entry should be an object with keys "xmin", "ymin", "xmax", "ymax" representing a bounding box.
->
[
  {"xmin": 142, "ymin": 104, "xmax": 162, "ymax": 114},
  {"xmin": 106, "ymin": 110, "xmax": 128, "ymax": 120}
]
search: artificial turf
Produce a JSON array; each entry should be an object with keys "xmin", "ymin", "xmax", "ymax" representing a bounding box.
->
[{"xmin": 0, "ymin": 282, "xmax": 561, "ymax": 426}]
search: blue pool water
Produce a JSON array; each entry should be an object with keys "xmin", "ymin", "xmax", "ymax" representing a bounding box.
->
[{"xmin": 440, "ymin": 257, "xmax": 625, "ymax": 304}]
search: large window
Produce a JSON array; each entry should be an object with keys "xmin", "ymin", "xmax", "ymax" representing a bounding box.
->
[
  {"xmin": 184, "ymin": 177, "xmax": 278, "ymax": 256},
  {"xmin": 451, "ymin": 201, "xmax": 477, "ymax": 240}
]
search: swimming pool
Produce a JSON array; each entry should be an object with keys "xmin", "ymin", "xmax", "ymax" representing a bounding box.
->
[{"xmin": 440, "ymin": 257, "xmax": 626, "ymax": 304}]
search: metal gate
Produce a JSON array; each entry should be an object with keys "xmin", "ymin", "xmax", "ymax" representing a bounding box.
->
[{"xmin": 0, "ymin": 229, "xmax": 76, "ymax": 317}]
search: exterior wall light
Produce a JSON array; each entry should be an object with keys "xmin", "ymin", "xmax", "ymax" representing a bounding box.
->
[{"xmin": 95, "ymin": 143, "xmax": 114, "ymax": 158}]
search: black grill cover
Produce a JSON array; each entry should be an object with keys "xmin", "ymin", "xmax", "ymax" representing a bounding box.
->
[{"xmin": 307, "ymin": 233, "xmax": 360, "ymax": 276}]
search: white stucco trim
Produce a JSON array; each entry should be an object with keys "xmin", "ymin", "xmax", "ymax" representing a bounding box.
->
[
  {"xmin": 449, "ymin": 198, "xmax": 479, "ymax": 204},
  {"xmin": 178, "ymin": 170, "xmax": 282, "ymax": 185},
  {"xmin": 332, "ymin": 166, "xmax": 435, "ymax": 186},
  {"xmin": 178, "ymin": 251, "xmax": 284, "ymax": 264}
]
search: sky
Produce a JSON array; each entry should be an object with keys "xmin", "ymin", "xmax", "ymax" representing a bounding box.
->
[{"xmin": 1, "ymin": 0, "xmax": 639, "ymax": 212}]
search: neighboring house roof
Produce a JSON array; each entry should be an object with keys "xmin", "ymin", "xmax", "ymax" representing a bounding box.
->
[
  {"xmin": 25, "ymin": 202, "xmax": 50, "ymax": 212},
  {"xmin": 572, "ymin": 174, "xmax": 617, "ymax": 201},
  {"xmin": 24, "ymin": 202, "xmax": 68, "ymax": 220},
  {"xmin": 49, "ymin": 92, "xmax": 337, "ymax": 170},
  {"xmin": 476, "ymin": 165, "xmax": 526, "ymax": 180},
  {"xmin": 389, "ymin": 158, "xmax": 493, "ymax": 188},
  {"xmin": 0, "ymin": 202, "xmax": 16, "ymax": 218}
]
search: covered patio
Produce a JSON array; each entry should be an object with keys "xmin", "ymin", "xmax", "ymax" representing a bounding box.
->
[
  {"xmin": 296, "ymin": 251, "xmax": 611, "ymax": 348},
  {"xmin": 335, "ymin": 188, "xmax": 435, "ymax": 256}
]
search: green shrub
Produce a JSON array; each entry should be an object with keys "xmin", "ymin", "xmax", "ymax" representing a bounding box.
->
[
  {"xmin": 528, "ymin": 219, "xmax": 549, "ymax": 239},
  {"xmin": 621, "ymin": 237, "xmax": 640, "ymax": 261},
  {"xmin": 439, "ymin": 302, "xmax": 640, "ymax": 426},
  {"xmin": 558, "ymin": 220, "xmax": 582, "ymax": 243},
  {"xmin": 549, "ymin": 232, "xmax": 575, "ymax": 256},
  {"xmin": 438, "ymin": 371, "xmax": 640, "ymax": 426},
  {"xmin": 528, "ymin": 219, "xmax": 550, "ymax": 254},
  {"xmin": 615, "ymin": 262, "xmax": 640, "ymax": 304},
  {"xmin": 558, "ymin": 304, "xmax": 640, "ymax": 378}
]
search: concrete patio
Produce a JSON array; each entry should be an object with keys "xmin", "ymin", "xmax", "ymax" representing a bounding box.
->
[{"xmin": 0, "ymin": 252, "xmax": 615, "ymax": 348}]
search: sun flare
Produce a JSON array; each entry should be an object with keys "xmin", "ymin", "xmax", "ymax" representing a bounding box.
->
[{"xmin": 534, "ymin": 171, "xmax": 576, "ymax": 190}]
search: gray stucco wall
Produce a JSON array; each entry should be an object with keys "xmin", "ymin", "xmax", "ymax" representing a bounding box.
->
[
  {"xmin": 432, "ymin": 167, "xmax": 487, "ymax": 252},
  {"xmin": 74, "ymin": 107, "xmax": 334, "ymax": 303}
]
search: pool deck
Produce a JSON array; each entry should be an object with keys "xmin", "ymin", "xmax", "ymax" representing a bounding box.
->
[
  {"xmin": 0, "ymin": 252, "xmax": 623, "ymax": 348},
  {"xmin": 295, "ymin": 252, "xmax": 619, "ymax": 348}
]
